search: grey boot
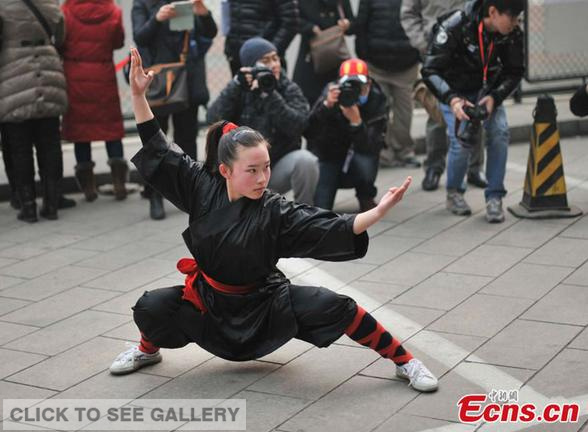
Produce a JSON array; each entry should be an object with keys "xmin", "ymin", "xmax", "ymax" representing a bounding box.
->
[
  {"xmin": 75, "ymin": 161, "xmax": 98, "ymax": 202},
  {"xmin": 108, "ymin": 158, "xmax": 128, "ymax": 200}
]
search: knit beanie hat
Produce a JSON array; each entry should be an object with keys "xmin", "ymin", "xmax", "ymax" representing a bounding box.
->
[{"xmin": 239, "ymin": 37, "xmax": 278, "ymax": 67}]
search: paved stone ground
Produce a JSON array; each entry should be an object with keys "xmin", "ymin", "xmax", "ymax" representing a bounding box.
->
[{"xmin": 0, "ymin": 134, "xmax": 587, "ymax": 432}]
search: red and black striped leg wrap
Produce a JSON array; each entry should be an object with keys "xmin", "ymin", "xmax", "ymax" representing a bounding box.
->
[
  {"xmin": 345, "ymin": 305, "xmax": 413, "ymax": 365},
  {"xmin": 139, "ymin": 332, "xmax": 159, "ymax": 354}
]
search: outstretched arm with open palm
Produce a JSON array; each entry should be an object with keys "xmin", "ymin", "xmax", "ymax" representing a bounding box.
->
[
  {"xmin": 353, "ymin": 176, "xmax": 412, "ymax": 234},
  {"xmin": 130, "ymin": 48, "xmax": 155, "ymax": 124}
]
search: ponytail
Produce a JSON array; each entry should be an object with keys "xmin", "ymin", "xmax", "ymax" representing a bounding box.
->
[{"xmin": 204, "ymin": 121, "xmax": 270, "ymax": 174}]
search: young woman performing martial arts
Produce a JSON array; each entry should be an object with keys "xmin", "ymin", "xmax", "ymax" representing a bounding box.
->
[{"xmin": 109, "ymin": 48, "xmax": 438, "ymax": 393}]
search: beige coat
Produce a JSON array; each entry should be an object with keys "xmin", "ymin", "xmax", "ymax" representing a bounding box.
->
[
  {"xmin": 400, "ymin": 0, "xmax": 466, "ymax": 54},
  {"xmin": 0, "ymin": 0, "xmax": 67, "ymax": 123}
]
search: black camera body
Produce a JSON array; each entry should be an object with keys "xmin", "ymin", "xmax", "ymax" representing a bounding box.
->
[
  {"xmin": 457, "ymin": 104, "xmax": 489, "ymax": 148},
  {"xmin": 338, "ymin": 80, "xmax": 362, "ymax": 107},
  {"xmin": 238, "ymin": 66, "xmax": 276, "ymax": 93}
]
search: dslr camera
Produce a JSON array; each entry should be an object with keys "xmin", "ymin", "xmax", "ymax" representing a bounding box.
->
[
  {"xmin": 338, "ymin": 80, "xmax": 362, "ymax": 107},
  {"xmin": 457, "ymin": 104, "xmax": 489, "ymax": 148},
  {"xmin": 238, "ymin": 66, "xmax": 276, "ymax": 93}
]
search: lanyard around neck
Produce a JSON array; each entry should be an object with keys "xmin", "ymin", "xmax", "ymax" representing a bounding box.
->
[{"xmin": 478, "ymin": 21, "xmax": 494, "ymax": 87}]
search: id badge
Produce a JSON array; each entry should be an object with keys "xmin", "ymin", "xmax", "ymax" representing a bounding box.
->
[{"xmin": 342, "ymin": 148, "xmax": 354, "ymax": 174}]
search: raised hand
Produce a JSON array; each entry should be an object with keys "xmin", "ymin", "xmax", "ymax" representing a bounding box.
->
[
  {"xmin": 130, "ymin": 48, "xmax": 154, "ymax": 97},
  {"xmin": 377, "ymin": 177, "xmax": 412, "ymax": 214},
  {"xmin": 352, "ymin": 176, "xmax": 412, "ymax": 235}
]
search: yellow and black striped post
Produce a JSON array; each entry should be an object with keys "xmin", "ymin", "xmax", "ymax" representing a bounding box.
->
[{"xmin": 508, "ymin": 95, "xmax": 582, "ymax": 219}]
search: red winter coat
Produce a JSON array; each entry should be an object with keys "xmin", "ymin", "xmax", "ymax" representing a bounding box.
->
[{"xmin": 61, "ymin": 0, "xmax": 125, "ymax": 142}]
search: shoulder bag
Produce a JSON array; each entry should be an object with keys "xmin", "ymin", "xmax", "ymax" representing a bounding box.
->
[{"xmin": 309, "ymin": 1, "xmax": 350, "ymax": 75}]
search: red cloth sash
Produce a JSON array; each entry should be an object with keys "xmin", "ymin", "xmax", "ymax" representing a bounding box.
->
[{"xmin": 176, "ymin": 258, "xmax": 256, "ymax": 313}]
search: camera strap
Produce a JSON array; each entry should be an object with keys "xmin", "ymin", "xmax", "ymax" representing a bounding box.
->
[{"xmin": 478, "ymin": 21, "xmax": 494, "ymax": 88}]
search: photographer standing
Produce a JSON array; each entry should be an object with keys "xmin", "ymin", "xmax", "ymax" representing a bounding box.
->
[
  {"xmin": 422, "ymin": 0, "xmax": 524, "ymax": 223},
  {"xmin": 132, "ymin": 0, "xmax": 217, "ymax": 219},
  {"xmin": 207, "ymin": 37, "xmax": 318, "ymax": 205},
  {"xmin": 307, "ymin": 59, "xmax": 388, "ymax": 211}
]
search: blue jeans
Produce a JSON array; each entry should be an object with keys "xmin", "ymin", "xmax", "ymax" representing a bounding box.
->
[
  {"xmin": 314, "ymin": 152, "xmax": 378, "ymax": 210},
  {"xmin": 441, "ymin": 100, "xmax": 508, "ymax": 200}
]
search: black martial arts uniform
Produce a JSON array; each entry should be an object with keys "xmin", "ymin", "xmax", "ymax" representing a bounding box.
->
[{"xmin": 130, "ymin": 119, "xmax": 369, "ymax": 361}]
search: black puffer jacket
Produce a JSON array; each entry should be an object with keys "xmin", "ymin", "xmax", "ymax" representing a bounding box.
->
[
  {"xmin": 206, "ymin": 74, "xmax": 309, "ymax": 165},
  {"xmin": 225, "ymin": 0, "xmax": 299, "ymax": 60},
  {"xmin": 421, "ymin": 0, "xmax": 524, "ymax": 106},
  {"xmin": 354, "ymin": 0, "xmax": 420, "ymax": 72},
  {"xmin": 306, "ymin": 79, "xmax": 389, "ymax": 161},
  {"xmin": 131, "ymin": 0, "xmax": 217, "ymax": 106}
]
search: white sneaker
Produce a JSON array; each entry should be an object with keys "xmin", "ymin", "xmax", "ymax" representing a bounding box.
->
[
  {"xmin": 395, "ymin": 358, "xmax": 438, "ymax": 392},
  {"xmin": 109, "ymin": 344, "xmax": 162, "ymax": 375}
]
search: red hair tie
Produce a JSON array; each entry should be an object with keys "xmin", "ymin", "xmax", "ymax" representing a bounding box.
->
[{"xmin": 222, "ymin": 122, "xmax": 239, "ymax": 136}]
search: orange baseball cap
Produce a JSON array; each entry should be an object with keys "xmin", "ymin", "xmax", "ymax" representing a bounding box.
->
[{"xmin": 339, "ymin": 59, "xmax": 369, "ymax": 84}]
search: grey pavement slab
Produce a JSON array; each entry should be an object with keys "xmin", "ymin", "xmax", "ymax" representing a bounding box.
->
[
  {"xmin": 392, "ymin": 272, "xmax": 493, "ymax": 310},
  {"xmin": 358, "ymin": 234, "xmax": 423, "ymax": 266},
  {"xmin": 429, "ymin": 294, "xmax": 534, "ymax": 337},
  {"xmin": 280, "ymin": 375, "xmax": 416, "ymax": 432},
  {"xmin": 216, "ymin": 390, "xmax": 310, "ymax": 432},
  {"xmin": 361, "ymin": 252, "xmax": 456, "ymax": 286},
  {"xmin": 6, "ymin": 337, "xmax": 131, "ymax": 391},
  {"xmin": 559, "ymin": 215, "xmax": 588, "ymax": 240},
  {"xmin": 338, "ymin": 280, "xmax": 409, "ymax": 313},
  {"xmin": 249, "ymin": 345, "xmax": 379, "ymax": 400},
  {"xmin": 0, "ymin": 287, "xmax": 120, "ymax": 327},
  {"xmin": 0, "ymin": 348, "xmax": 46, "ymax": 380},
  {"xmin": 522, "ymin": 284, "xmax": 588, "ymax": 326},
  {"xmin": 82, "ymin": 258, "xmax": 176, "ymax": 292},
  {"xmin": 0, "ymin": 381, "xmax": 56, "ymax": 420},
  {"xmin": 524, "ymin": 237, "xmax": 588, "ymax": 268},
  {"xmin": 54, "ymin": 370, "xmax": 170, "ymax": 400},
  {"xmin": 468, "ymin": 319, "xmax": 582, "ymax": 370},
  {"xmin": 291, "ymin": 260, "xmax": 377, "ymax": 290},
  {"xmin": 102, "ymin": 320, "xmax": 142, "ymax": 341},
  {"xmin": 517, "ymin": 417, "xmax": 588, "ymax": 432},
  {"xmin": 481, "ymin": 262, "xmax": 574, "ymax": 300},
  {"xmin": 488, "ymin": 219, "xmax": 568, "ymax": 248},
  {"xmin": 142, "ymin": 358, "xmax": 279, "ymax": 400},
  {"xmin": 570, "ymin": 328, "xmax": 588, "ymax": 350},
  {"xmin": 0, "ymin": 275, "xmax": 24, "ymax": 291},
  {"xmin": 370, "ymin": 303, "xmax": 446, "ymax": 341},
  {"xmin": 74, "ymin": 239, "xmax": 178, "ymax": 271},
  {"xmin": 526, "ymin": 348, "xmax": 588, "ymax": 399},
  {"xmin": 0, "ymin": 321, "xmax": 39, "ymax": 346},
  {"xmin": 4, "ymin": 310, "xmax": 130, "ymax": 356},
  {"xmin": 0, "ymin": 248, "xmax": 98, "ymax": 279},
  {"xmin": 0, "ymin": 258, "xmax": 18, "ymax": 269},
  {"xmin": 412, "ymin": 215, "xmax": 517, "ymax": 257},
  {"xmin": 372, "ymin": 413, "xmax": 475, "ymax": 432},
  {"xmin": 0, "ymin": 297, "xmax": 30, "ymax": 316},
  {"xmin": 444, "ymin": 244, "xmax": 533, "ymax": 277},
  {"xmin": 92, "ymin": 276, "xmax": 183, "ymax": 315},
  {"xmin": 565, "ymin": 261, "xmax": 588, "ymax": 287},
  {"xmin": 383, "ymin": 205, "xmax": 463, "ymax": 240},
  {"xmin": 0, "ymin": 265, "xmax": 110, "ymax": 301}
]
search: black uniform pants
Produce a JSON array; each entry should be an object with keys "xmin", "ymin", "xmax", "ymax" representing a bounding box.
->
[{"xmin": 132, "ymin": 284, "xmax": 357, "ymax": 354}]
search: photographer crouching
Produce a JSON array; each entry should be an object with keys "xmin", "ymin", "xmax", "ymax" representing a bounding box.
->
[
  {"xmin": 422, "ymin": 0, "xmax": 524, "ymax": 223},
  {"xmin": 207, "ymin": 37, "xmax": 318, "ymax": 205},
  {"xmin": 306, "ymin": 59, "xmax": 388, "ymax": 211}
]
